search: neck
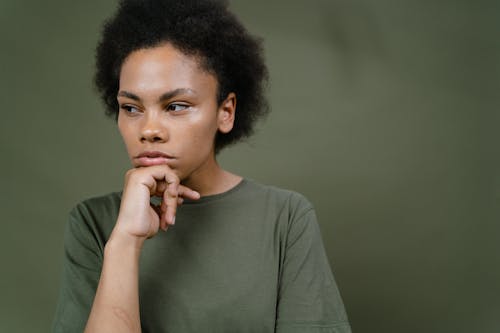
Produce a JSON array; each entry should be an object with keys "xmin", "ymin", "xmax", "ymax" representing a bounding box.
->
[{"xmin": 181, "ymin": 156, "xmax": 242, "ymax": 197}]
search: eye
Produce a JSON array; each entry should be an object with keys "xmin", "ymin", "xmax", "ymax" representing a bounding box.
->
[
  {"xmin": 120, "ymin": 104, "xmax": 140, "ymax": 114},
  {"xmin": 166, "ymin": 103, "xmax": 189, "ymax": 112}
]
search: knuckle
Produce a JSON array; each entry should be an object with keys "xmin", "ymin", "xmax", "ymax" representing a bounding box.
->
[{"xmin": 124, "ymin": 169, "xmax": 134, "ymax": 179}]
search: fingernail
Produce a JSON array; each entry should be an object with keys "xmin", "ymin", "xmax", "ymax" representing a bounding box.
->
[{"xmin": 171, "ymin": 216, "xmax": 176, "ymax": 225}]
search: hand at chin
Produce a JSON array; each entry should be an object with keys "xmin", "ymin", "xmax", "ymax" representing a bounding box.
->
[{"xmin": 114, "ymin": 164, "xmax": 199, "ymax": 243}]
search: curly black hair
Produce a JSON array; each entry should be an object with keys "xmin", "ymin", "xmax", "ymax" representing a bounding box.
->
[{"xmin": 94, "ymin": 0, "xmax": 269, "ymax": 152}]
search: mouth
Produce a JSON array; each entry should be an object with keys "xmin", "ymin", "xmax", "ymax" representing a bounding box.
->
[{"xmin": 134, "ymin": 151, "xmax": 176, "ymax": 167}]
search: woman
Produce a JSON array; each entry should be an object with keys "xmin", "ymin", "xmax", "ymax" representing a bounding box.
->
[{"xmin": 52, "ymin": 0, "xmax": 350, "ymax": 332}]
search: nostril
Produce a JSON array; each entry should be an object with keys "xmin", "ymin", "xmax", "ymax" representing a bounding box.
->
[
  {"xmin": 141, "ymin": 135, "xmax": 164, "ymax": 142},
  {"xmin": 140, "ymin": 126, "xmax": 167, "ymax": 142}
]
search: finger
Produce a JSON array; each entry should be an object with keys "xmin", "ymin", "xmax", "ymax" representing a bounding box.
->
[
  {"xmin": 143, "ymin": 165, "xmax": 180, "ymax": 226},
  {"xmin": 161, "ymin": 213, "xmax": 169, "ymax": 231},
  {"xmin": 178, "ymin": 185, "xmax": 201, "ymax": 200},
  {"xmin": 155, "ymin": 180, "xmax": 167, "ymax": 196},
  {"xmin": 159, "ymin": 196, "xmax": 184, "ymax": 227},
  {"xmin": 164, "ymin": 180, "xmax": 179, "ymax": 225},
  {"xmin": 159, "ymin": 200, "xmax": 168, "ymax": 230},
  {"xmin": 150, "ymin": 203, "xmax": 169, "ymax": 232}
]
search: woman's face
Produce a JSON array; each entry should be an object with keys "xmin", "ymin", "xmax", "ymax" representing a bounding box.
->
[{"xmin": 117, "ymin": 43, "xmax": 235, "ymax": 185}]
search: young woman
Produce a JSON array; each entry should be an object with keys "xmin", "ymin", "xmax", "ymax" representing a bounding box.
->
[{"xmin": 52, "ymin": 1, "xmax": 350, "ymax": 332}]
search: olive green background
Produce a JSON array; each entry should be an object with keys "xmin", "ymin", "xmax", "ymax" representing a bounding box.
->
[{"xmin": 1, "ymin": 0, "xmax": 498, "ymax": 332}]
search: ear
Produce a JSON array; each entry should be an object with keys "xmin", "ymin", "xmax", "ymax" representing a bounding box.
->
[{"xmin": 217, "ymin": 92, "xmax": 236, "ymax": 133}]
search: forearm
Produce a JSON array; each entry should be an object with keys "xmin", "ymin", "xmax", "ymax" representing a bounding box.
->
[{"xmin": 84, "ymin": 231, "xmax": 144, "ymax": 333}]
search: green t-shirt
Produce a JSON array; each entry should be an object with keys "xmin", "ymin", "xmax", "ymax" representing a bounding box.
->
[{"xmin": 52, "ymin": 179, "xmax": 351, "ymax": 332}]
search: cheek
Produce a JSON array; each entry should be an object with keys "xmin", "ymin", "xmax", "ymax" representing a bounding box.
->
[
  {"xmin": 187, "ymin": 114, "xmax": 219, "ymax": 147},
  {"xmin": 118, "ymin": 125, "xmax": 130, "ymax": 143},
  {"xmin": 187, "ymin": 129, "xmax": 211, "ymax": 152},
  {"xmin": 118, "ymin": 122, "xmax": 136, "ymax": 151},
  {"xmin": 117, "ymin": 117, "xmax": 127, "ymax": 138}
]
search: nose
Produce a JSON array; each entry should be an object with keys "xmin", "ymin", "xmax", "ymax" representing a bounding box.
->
[{"xmin": 140, "ymin": 113, "xmax": 168, "ymax": 143}]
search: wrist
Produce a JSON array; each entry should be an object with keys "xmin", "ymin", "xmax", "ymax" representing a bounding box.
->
[{"xmin": 106, "ymin": 228, "xmax": 145, "ymax": 255}]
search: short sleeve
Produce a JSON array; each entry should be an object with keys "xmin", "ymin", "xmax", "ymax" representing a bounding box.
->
[
  {"xmin": 276, "ymin": 207, "xmax": 351, "ymax": 333},
  {"xmin": 51, "ymin": 205, "xmax": 103, "ymax": 333}
]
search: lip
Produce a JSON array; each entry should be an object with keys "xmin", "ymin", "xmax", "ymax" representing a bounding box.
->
[{"xmin": 134, "ymin": 151, "xmax": 175, "ymax": 167}]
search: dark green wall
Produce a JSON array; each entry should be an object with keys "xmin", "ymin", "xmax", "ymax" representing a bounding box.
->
[{"xmin": 1, "ymin": 1, "xmax": 498, "ymax": 332}]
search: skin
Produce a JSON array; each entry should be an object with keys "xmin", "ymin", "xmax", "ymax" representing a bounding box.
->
[{"xmin": 84, "ymin": 43, "xmax": 242, "ymax": 333}]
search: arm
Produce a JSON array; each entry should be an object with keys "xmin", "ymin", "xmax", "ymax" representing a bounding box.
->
[
  {"xmin": 52, "ymin": 204, "xmax": 105, "ymax": 333},
  {"xmin": 84, "ymin": 165, "xmax": 199, "ymax": 333},
  {"xmin": 276, "ymin": 205, "xmax": 351, "ymax": 333},
  {"xmin": 84, "ymin": 231, "xmax": 143, "ymax": 333}
]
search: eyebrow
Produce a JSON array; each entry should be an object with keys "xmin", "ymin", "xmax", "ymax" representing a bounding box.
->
[{"xmin": 117, "ymin": 88, "xmax": 196, "ymax": 103}]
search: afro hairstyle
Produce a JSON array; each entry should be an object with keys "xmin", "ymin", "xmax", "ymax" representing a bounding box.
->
[{"xmin": 94, "ymin": 0, "xmax": 269, "ymax": 152}]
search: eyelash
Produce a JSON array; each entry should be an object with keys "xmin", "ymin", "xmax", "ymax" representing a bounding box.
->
[
  {"xmin": 121, "ymin": 105, "xmax": 140, "ymax": 114},
  {"xmin": 166, "ymin": 103, "xmax": 189, "ymax": 112},
  {"xmin": 120, "ymin": 103, "xmax": 189, "ymax": 114}
]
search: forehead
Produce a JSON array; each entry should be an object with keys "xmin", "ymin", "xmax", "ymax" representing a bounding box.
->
[{"xmin": 119, "ymin": 43, "xmax": 217, "ymax": 97}]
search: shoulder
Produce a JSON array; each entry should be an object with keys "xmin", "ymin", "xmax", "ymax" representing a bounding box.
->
[
  {"xmin": 70, "ymin": 191, "xmax": 122, "ymax": 218},
  {"xmin": 72, "ymin": 191, "xmax": 122, "ymax": 211},
  {"xmin": 66, "ymin": 191, "xmax": 122, "ymax": 243},
  {"xmin": 241, "ymin": 179, "xmax": 315, "ymax": 219}
]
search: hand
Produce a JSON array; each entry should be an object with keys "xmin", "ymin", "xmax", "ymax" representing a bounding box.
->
[{"xmin": 114, "ymin": 165, "xmax": 200, "ymax": 241}]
